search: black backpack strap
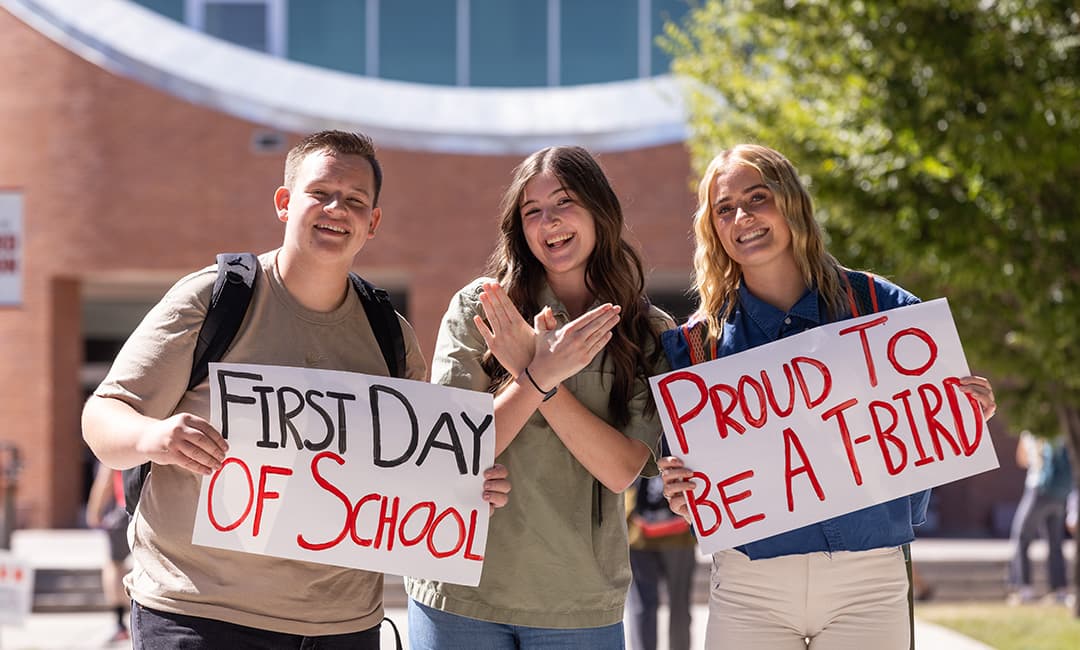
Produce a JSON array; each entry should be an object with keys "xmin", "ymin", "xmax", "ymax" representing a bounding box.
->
[
  {"xmin": 349, "ymin": 273, "xmax": 406, "ymax": 378},
  {"xmin": 380, "ymin": 616, "xmax": 404, "ymax": 650},
  {"xmin": 122, "ymin": 253, "xmax": 258, "ymax": 516},
  {"xmin": 121, "ymin": 463, "xmax": 148, "ymax": 517},
  {"xmin": 189, "ymin": 253, "xmax": 259, "ymax": 390}
]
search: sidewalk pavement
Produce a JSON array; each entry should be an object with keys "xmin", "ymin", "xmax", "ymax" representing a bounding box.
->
[
  {"xmin": 0, "ymin": 605, "xmax": 995, "ymax": 650},
  {"xmin": 2, "ymin": 529, "xmax": 1004, "ymax": 649}
]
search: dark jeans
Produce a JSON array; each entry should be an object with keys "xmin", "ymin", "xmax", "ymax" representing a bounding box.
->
[
  {"xmin": 626, "ymin": 547, "xmax": 697, "ymax": 650},
  {"xmin": 131, "ymin": 601, "xmax": 383, "ymax": 650},
  {"xmin": 1008, "ymin": 488, "xmax": 1068, "ymax": 590}
]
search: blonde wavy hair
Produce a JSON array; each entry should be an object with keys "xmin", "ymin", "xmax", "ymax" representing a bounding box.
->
[{"xmin": 690, "ymin": 144, "xmax": 849, "ymax": 341}]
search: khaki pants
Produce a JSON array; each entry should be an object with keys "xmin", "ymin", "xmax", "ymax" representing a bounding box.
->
[{"xmin": 705, "ymin": 546, "xmax": 911, "ymax": 650}]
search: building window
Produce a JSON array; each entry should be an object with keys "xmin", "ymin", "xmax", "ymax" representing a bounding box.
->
[
  {"xmin": 133, "ymin": 0, "xmax": 185, "ymax": 22},
  {"xmin": 137, "ymin": 0, "xmax": 690, "ymax": 85},
  {"xmin": 650, "ymin": 0, "xmax": 689, "ymax": 75},
  {"xmin": 287, "ymin": 0, "xmax": 366, "ymax": 74},
  {"xmin": 185, "ymin": 0, "xmax": 286, "ymax": 56},
  {"xmin": 468, "ymin": 0, "xmax": 547, "ymax": 87},
  {"xmin": 560, "ymin": 0, "xmax": 638, "ymax": 85},
  {"xmin": 378, "ymin": 0, "xmax": 457, "ymax": 85}
]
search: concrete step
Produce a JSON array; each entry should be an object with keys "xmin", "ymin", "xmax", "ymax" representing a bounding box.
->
[
  {"xmin": 919, "ymin": 560, "xmax": 1009, "ymax": 601},
  {"xmin": 19, "ymin": 558, "xmax": 1060, "ymax": 611},
  {"xmin": 31, "ymin": 568, "xmax": 109, "ymax": 612},
  {"xmin": 13, "ymin": 529, "xmax": 1075, "ymax": 612}
]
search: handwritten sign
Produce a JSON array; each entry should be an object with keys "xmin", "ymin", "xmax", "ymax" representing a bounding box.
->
[
  {"xmin": 0, "ymin": 551, "xmax": 33, "ymax": 626},
  {"xmin": 193, "ymin": 363, "xmax": 495, "ymax": 586},
  {"xmin": 0, "ymin": 192, "xmax": 21, "ymax": 307},
  {"xmin": 650, "ymin": 299, "xmax": 998, "ymax": 554}
]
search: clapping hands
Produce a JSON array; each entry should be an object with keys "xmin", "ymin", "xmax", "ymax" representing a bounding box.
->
[{"xmin": 473, "ymin": 282, "xmax": 620, "ymax": 390}]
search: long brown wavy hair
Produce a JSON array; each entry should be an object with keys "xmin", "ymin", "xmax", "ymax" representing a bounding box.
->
[
  {"xmin": 482, "ymin": 146, "xmax": 660, "ymax": 427},
  {"xmin": 691, "ymin": 144, "xmax": 850, "ymax": 341}
]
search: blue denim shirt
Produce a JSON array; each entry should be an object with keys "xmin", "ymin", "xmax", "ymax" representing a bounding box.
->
[{"xmin": 660, "ymin": 277, "xmax": 931, "ymax": 560}]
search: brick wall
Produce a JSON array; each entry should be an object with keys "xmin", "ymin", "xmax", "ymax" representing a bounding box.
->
[
  {"xmin": 0, "ymin": 7, "xmax": 1016, "ymax": 535},
  {"xmin": 0, "ymin": 8, "xmax": 696, "ymax": 526}
]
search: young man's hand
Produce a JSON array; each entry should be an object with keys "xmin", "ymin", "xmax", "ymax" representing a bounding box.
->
[{"xmin": 136, "ymin": 413, "xmax": 229, "ymax": 475}]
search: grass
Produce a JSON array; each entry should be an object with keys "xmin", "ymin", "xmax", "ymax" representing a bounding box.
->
[{"xmin": 917, "ymin": 601, "xmax": 1080, "ymax": 650}]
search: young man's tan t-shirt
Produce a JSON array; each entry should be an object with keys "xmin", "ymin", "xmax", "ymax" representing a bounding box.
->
[{"xmin": 95, "ymin": 250, "xmax": 427, "ymax": 635}]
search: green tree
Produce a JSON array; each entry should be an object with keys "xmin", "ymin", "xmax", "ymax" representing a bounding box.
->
[{"xmin": 666, "ymin": 0, "xmax": 1080, "ymax": 612}]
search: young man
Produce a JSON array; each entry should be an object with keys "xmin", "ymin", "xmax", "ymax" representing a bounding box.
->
[{"xmin": 82, "ymin": 130, "xmax": 510, "ymax": 648}]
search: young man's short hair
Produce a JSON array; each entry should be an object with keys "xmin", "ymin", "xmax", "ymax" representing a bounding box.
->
[{"xmin": 284, "ymin": 130, "xmax": 383, "ymax": 206}]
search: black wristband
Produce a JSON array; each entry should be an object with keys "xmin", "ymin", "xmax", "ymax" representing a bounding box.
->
[{"xmin": 523, "ymin": 367, "xmax": 558, "ymax": 402}]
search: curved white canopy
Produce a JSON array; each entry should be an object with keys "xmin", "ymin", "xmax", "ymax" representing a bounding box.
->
[{"xmin": 4, "ymin": 0, "xmax": 689, "ymax": 154}]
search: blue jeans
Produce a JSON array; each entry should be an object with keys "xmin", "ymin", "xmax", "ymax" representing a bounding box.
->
[
  {"xmin": 408, "ymin": 599, "xmax": 625, "ymax": 650},
  {"xmin": 131, "ymin": 601, "xmax": 383, "ymax": 649}
]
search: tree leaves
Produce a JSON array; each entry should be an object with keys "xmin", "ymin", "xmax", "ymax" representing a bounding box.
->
[{"xmin": 666, "ymin": 0, "xmax": 1080, "ymax": 433}]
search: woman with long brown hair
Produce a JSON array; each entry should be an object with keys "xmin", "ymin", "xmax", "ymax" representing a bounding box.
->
[{"xmin": 406, "ymin": 145, "xmax": 673, "ymax": 648}]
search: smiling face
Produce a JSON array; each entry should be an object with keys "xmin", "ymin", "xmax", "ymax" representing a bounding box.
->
[
  {"xmin": 275, "ymin": 150, "xmax": 382, "ymax": 270},
  {"xmin": 520, "ymin": 170, "xmax": 597, "ymax": 285},
  {"xmin": 710, "ymin": 163, "xmax": 794, "ymax": 277}
]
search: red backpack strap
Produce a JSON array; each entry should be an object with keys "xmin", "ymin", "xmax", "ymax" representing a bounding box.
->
[
  {"xmin": 865, "ymin": 272, "xmax": 879, "ymax": 312},
  {"xmin": 680, "ymin": 320, "xmax": 716, "ymax": 364},
  {"xmin": 839, "ymin": 269, "xmax": 880, "ymax": 317}
]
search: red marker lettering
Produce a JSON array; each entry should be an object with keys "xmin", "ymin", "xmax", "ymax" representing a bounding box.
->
[
  {"xmin": 868, "ymin": 399, "xmax": 908, "ymax": 475},
  {"xmin": 887, "ymin": 328, "xmax": 938, "ymax": 377},
  {"xmin": 657, "ymin": 371, "xmax": 709, "ymax": 453},
  {"xmin": 208, "ymin": 457, "xmax": 254, "ymax": 532},
  {"xmin": 918, "ymin": 383, "xmax": 961, "ymax": 459},
  {"xmin": 783, "ymin": 427, "xmax": 825, "ymax": 512},
  {"xmin": 252, "ymin": 464, "xmax": 293, "ymax": 537},
  {"xmin": 820, "ymin": 398, "xmax": 865, "ymax": 486},
  {"xmin": 792, "ymin": 356, "xmax": 833, "ymax": 408},
  {"xmin": 716, "ymin": 470, "xmax": 765, "ymax": 530},
  {"xmin": 838, "ymin": 316, "xmax": 889, "ymax": 387}
]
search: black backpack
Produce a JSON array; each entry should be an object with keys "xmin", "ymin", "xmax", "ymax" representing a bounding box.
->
[{"xmin": 121, "ymin": 252, "xmax": 406, "ymax": 516}]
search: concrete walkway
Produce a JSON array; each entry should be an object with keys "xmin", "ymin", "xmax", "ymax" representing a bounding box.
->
[
  {"xmin": 2, "ymin": 529, "xmax": 1005, "ymax": 650},
  {"xmin": 0, "ymin": 605, "xmax": 995, "ymax": 650}
]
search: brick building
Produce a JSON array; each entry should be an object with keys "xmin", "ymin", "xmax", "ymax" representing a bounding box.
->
[{"xmin": 0, "ymin": 0, "xmax": 1021, "ymax": 535}]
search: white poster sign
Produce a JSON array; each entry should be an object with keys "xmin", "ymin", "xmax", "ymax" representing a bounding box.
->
[
  {"xmin": 650, "ymin": 299, "xmax": 998, "ymax": 554},
  {"xmin": 193, "ymin": 363, "xmax": 496, "ymax": 586},
  {"xmin": 0, "ymin": 192, "xmax": 22, "ymax": 307},
  {"xmin": 0, "ymin": 550, "xmax": 33, "ymax": 626}
]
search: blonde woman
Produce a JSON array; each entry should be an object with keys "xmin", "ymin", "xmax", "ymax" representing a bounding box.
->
[{"xmin": 658, "ymin": 145, "xmax": 997, "ymax": 649}]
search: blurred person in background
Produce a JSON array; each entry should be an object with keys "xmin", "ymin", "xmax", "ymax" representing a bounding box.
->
[
  {"xmin": 86, "ymin": 463, "xmax": 131, "ymax": 643},
  {"xmin": 625, "ymin": 437, "xmax": 697, "ymax": 650},
  {"xmin": 1007, "ymin": 430, "xmax": 1072, "ymax": 605}
]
